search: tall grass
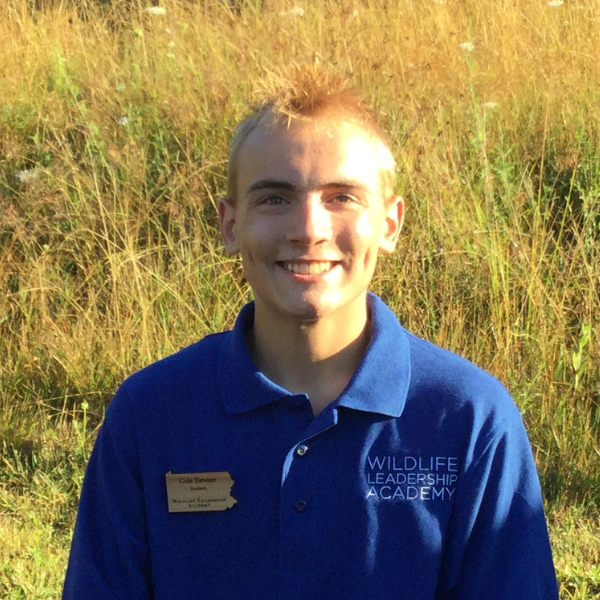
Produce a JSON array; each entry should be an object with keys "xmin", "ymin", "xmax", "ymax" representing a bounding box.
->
[{"xmin": 1, "ymin": 0, "xmax": 599, "ymax": 597}]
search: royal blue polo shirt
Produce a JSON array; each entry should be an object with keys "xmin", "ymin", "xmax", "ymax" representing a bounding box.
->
[{"xmin": 63, "ymin": 294, "xmax": 558, "ymax": 600}]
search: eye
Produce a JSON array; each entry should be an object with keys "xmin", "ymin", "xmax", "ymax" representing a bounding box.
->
[
  {"xmin": 262, "ymin": 194, "xmax": 287, "ymax": 205},
  {"xmin": 327, "ymin": 192, "xmax": 363, "ymax": 206},
  {"xmin": 333, "ymin": 193, "xmax": 355, "ymax": 203}
]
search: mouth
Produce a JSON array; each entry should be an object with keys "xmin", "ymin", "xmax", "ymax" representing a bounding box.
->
[{"xmin": 278, "ymin": 261, "xmax": 337, "ymax": 275}]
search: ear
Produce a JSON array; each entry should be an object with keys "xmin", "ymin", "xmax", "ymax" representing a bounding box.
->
[
  {"xmin": 219, "ymin": 198, "xmax": 240, "ymax": 255},
  {"xmin": 379, "ymin": 195, "xmax": 405, "ymax": 254}
]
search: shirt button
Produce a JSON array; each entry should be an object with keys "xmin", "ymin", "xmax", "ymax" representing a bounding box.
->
[
  {"xmin": 295, "ymin": 444, "xmax": 309, "ymax": 457},
  {"xmin": 295, "ymin": 500, "xmax": 308, "ymax": 513}
]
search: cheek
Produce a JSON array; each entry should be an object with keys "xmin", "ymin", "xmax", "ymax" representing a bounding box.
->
[
  {"xmin": 347, "ymin": 214, "xmax": 386, "ymax": 273},
  {"xmin": 236, "ymin": 221, "xmax": 276, "ymax": 265},
  {"xmin": 355, "ymin": 217, "xmax": 374, "ymax": 238},
  {"xmin": 353, "ymin": 214, "xmax": 383, "ymax": 250}
]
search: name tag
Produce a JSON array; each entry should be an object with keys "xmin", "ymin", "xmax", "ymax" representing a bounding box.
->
[{"xmin": 165, "ymin": 471, "xmax": 237, "ymax": 513}]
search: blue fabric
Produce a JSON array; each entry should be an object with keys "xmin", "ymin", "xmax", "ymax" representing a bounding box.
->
[{"xmin": 63, "ymin": 294, "xmax": 558, "ymax": 600}]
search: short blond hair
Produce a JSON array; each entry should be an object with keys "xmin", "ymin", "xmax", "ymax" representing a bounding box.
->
[{"xmin": 227, "ymin": 64, "xmax": 395, "ymax": 202}]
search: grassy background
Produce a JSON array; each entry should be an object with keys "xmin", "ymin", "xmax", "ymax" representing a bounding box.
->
[{"xmin": 1, "ymin": 0, "xmax": 599, "ymax": 597}]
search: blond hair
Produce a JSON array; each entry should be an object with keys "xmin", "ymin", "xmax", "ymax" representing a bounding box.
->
[{"xmin": 226, "ymin": 64, "xmax": 395, "ymax": 202}]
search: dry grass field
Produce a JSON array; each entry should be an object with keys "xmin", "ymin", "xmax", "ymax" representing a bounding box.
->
[{"xmin": 0, "ymin": 0, "xmax": 599, "ymax": 597}]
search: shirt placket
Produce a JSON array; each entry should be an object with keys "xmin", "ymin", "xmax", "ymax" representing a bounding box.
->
[{"xmin": 278, "ymin": 402, "xmax": 339, "ymax": 599}]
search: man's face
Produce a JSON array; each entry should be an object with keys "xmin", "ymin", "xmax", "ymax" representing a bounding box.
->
[{"xmin": 219, "ymin": 115, "xmax": 404, "ymax": 325}]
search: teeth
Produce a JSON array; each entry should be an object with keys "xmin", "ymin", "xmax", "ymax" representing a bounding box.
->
[{"xmin": 284, "ymin": 262, "xmax": 332, "ymax": 274}]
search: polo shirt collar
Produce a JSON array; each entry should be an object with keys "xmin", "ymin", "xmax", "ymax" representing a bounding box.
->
[
  {"xmin": 333, "ymin": 293, "xmax": 411, "ymax": 417},
  {"xmin": 219, "ymin": 293, "xmax": 411, "ymax": 418},
  {"xmin": 219, "ymin": 302, "xmax": 290, "ymax": 415}
]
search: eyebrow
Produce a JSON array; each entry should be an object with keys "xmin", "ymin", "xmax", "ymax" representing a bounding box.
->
[
  {"xmin": 246, "ymin": 179, "xmax": 297, "ymax": 194},
  {"xmin": 246, "ymin": 179, "xmax": 369, "ymax": 195}
]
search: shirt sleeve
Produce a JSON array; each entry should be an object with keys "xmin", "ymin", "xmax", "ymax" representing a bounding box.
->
[
  {"xmin": 435, "ymin": 408, "xmax": 559, "ymax": 600},
  {"xmin": 63, "ymin": 387, "xmax": 153, "ymax": 600}
]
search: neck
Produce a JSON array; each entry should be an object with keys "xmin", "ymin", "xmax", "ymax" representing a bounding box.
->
[{"xmin": 247, "ymin": 299, "xmax": 370, "ymax": 416}]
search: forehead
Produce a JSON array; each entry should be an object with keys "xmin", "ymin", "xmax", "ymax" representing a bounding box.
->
[{"xmin": 235, "ymin": 116, "xmax": 394, "ymax": 195}]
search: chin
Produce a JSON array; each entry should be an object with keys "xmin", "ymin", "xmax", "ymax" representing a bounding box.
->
[
  {"xmin": 281, "ymin": 303, "xmax": 329, "ymax": 323},
  {"xmin": 258, "ymin": 296, "xmax": 332, "ymax": 324},
  {"xmin": 283, "ymin": 296, "xmax": 357, "ymax": 325},
  {"xmin": 256, "ymin": 288, "xmax": 363, "ymax": 325}
]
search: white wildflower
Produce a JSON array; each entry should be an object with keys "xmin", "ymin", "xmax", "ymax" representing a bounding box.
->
[
  {"xmin": 117, "ymin": 116, "xmax": 129, "ymax": 126},
  {"xmin": 16, "ymin": 170, "xmax": 39, "ymax": 184},
  {"xmin": 547, "ymin": 0, "xmax": 563, "ymax": 6},
  {"xmin": 459, "ymin": 42, "xmax": 475, "ymax": 52},
  {"xmin": 483, "ymin": 101, "xmax": 498, "ymax": 110},
  {"xmin": 279, "ymin": 6, "xmax": 305, "ymax": 16},
  {"xmin": 145, "ymin": 6, "xmax": 166, "ymax": 15},
  {"xmin": 116, "ymin": 83, "xmax": 126, "ymax": 91}
]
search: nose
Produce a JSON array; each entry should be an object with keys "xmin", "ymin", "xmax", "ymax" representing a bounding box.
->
[{"xmin": 286, "ymin": 194, "xmax": 332, "ymax": 245}]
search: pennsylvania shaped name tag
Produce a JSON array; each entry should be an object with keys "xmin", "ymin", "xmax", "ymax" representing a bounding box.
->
[{"xmin": 165, "ymin": 471, "xmax": 237, "ymax": 513}]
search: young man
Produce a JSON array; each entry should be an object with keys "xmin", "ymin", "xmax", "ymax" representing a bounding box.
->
[{"xmin": 63, "ymin": 67, "xmax": 559, "ymax": 599}]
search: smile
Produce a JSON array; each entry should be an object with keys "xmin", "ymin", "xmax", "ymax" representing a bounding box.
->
[{"xmin": 280, "ymin": 261, "xmax": 334, "ymax": 275}]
